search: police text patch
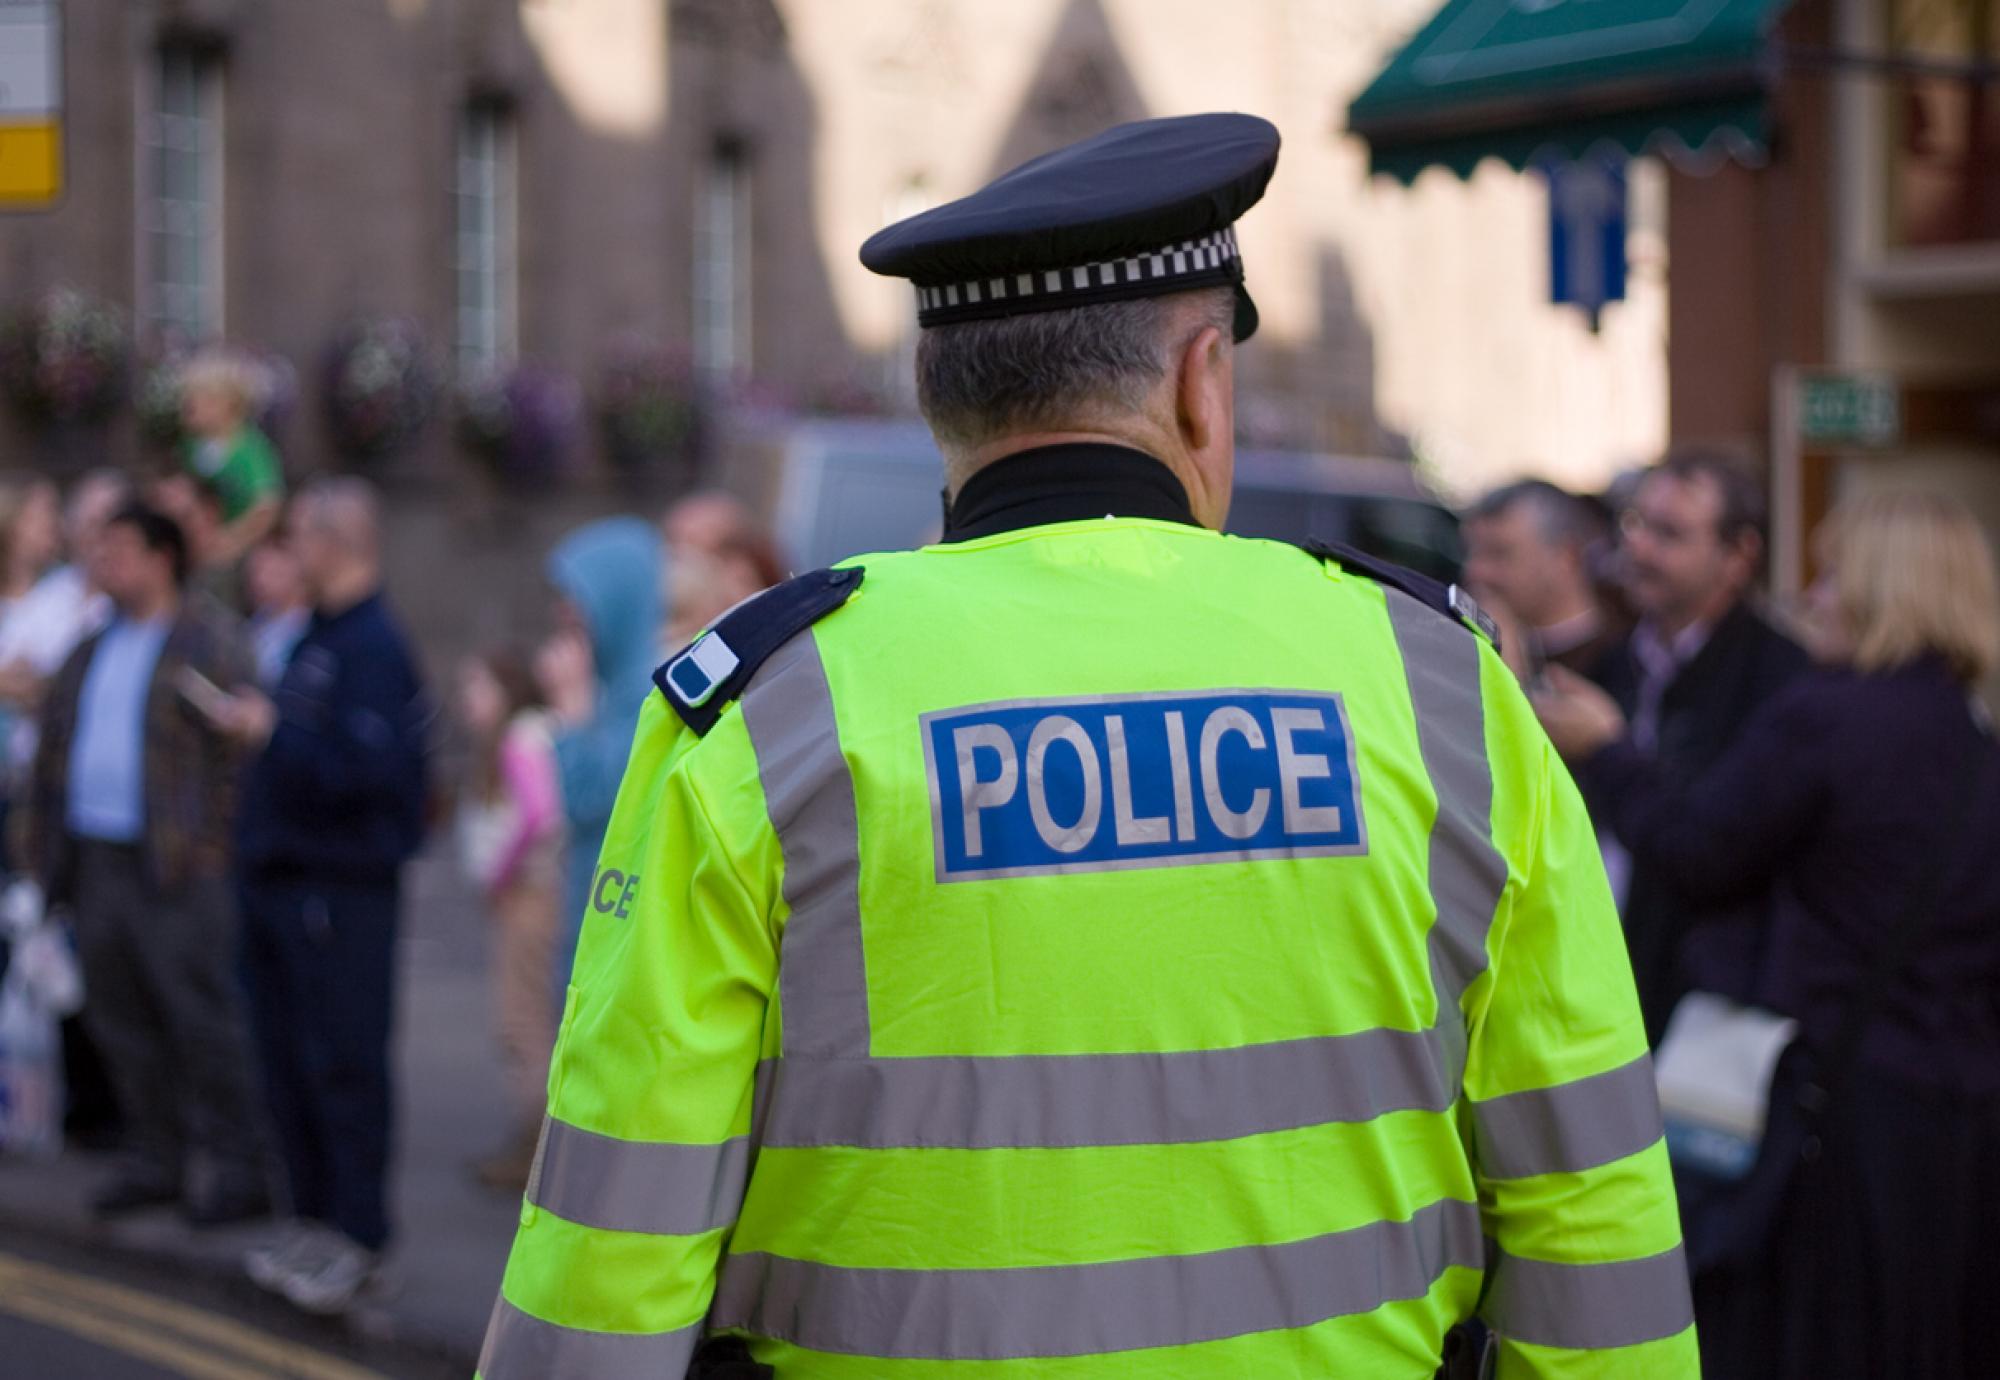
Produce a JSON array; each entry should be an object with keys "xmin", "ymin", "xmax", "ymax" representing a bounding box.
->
[{"xmin": 922, "ymin": 690, "xmax": 1367, "ymax": 881}]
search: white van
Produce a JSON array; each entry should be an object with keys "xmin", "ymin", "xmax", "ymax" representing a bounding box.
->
[{"xmin": 760, "ymin": 418, "xmax": 1462, "ymax": 582}]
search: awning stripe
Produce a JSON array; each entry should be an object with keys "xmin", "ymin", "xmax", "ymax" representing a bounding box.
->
[
  {"xmin": 1382, "ymin": 588, "xmax": 1508, "ymax": 1024},
  {"xmin": 753, "ymin": 1022, "xmax": 1458, "ymax": 1150},
  {"xmin": 741, "ymin": 630, "xmax": 871, "ymax": 1059},
  {"xmin": 1486, "ymin": 1245, "xmax": 1695, "ymax": 1352},
  {"xmin": 477, "ymin": 1297, "xmax": 701, "ymax": 1380},
  {"xmin": 710, "ymin": 1197, "xmax": 1485, "ymax": 1359},
  {"xmin": 1469, "ymin": 1055, "xmax": 1666, "ymax": 1181},
  {"xmin": 526, "ymin": 1118, "xmax": 750, "ymax": 1236}
]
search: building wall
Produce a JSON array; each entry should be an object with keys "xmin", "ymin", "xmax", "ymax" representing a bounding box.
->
[
  {"xmin": 2, "ymin": 0, "xmax": 1665, "ymax": 486},
  {"xmin": 1664, "ymin": 0, "xmax": 1835, "ymax": 460},
  {"xmin": 0, "ymin": 0, "xmax": 1674, "ymax": 670},
  {"xmin": 787, "ymin": 0, "xmax": 1670, "ymax": 497},
  {"xmin": 1661, "ymin": 0, "xmax": 1999, "ymax": 707},
  {"xmin": 1826, "ymin": 0, "xmax": 2000, "ymax": 706}
]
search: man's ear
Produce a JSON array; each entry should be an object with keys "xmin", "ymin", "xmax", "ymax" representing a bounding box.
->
[
  {"xmin": 1735, "ymin": 529, "xmax": 1766, "ymax": 581},
  {"xmin": 1173, "ymin": 323, "xmax": 1235, "ymax": 530},
  {"xmin": 1175, "ymin": 324, "xmax": 1230, "ymax": 458}
]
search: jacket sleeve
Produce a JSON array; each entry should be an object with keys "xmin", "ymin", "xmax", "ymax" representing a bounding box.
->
[
  {"xmin": 197, "ymin": 618, "xmax": 254, "ymax": 867},
  {"xmin": 478, "ymin": 694, "xmax": 778, "ymax": 1380},
  {"xmin": 1462, "ymin": 652, "xmax": 1700, "ymax": 1378},
  {"xmin": 1580, "ymin": 683, "xmax": 1827, "ymax": 908},
  {"xmin": 24, "ymin": 643, "xmax": 90, "ymax": 898},
  {"xmin": 261, "ymin": 641, "xmax": 424, "ymax": 809}
]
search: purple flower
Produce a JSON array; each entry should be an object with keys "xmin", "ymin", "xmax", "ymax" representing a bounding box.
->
[
  {"xmin": 323, "ymin": 318, "xmax": 439, "ymax": 463},
  {"xmin": 454, "ymin": 363, "xmax": 582, "ymax": 482},
  {"xmin": 594, "ymin": 336, "xmax": 701, "ymax": 472}
]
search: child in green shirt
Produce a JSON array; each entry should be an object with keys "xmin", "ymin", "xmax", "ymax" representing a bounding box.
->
[{"xmin": 182, "ymin": 351, "xmax": 285, "ymax": 566}]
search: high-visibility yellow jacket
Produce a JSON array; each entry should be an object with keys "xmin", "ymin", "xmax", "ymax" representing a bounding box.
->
[{"xmin": 479, "ymin": 514, "xmax": 1697, "ymax": 1379}]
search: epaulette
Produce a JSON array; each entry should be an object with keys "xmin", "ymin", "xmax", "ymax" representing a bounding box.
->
[
  {"xmin": 654, "ymin": 566, "xmax": 864, "ymax": 735},
  {"xmin": 1296, "ymin": 539, "xmax": 1500, "ymax": 650}
]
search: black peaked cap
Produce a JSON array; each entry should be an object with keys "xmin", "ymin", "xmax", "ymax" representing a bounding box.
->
[{"xmin": 860, "ymin": 112, "xmax": 1281, "ymax": 342}]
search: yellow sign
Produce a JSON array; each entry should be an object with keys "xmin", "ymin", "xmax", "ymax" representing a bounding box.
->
[
  {"xmin": 0, "ymin": 119, "xmax": 58, "ymax": 202},
  {"xmin": 0, "ymin": 0, "xmax": 62, "ymax": 208}
]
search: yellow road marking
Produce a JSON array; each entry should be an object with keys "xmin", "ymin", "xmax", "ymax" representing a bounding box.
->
[
  {"xmin": 0, "ymin": 1251, "xmax": 389, "ymax": 1380},
  {"xmin": 0, "ymin": 1285, "xmax": 274, "ymax": 1380}
]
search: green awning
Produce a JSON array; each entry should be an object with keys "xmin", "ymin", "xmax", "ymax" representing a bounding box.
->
[{"xmin": 1348, "ymin": 0, "xmax": 1792, "ymax": 182}]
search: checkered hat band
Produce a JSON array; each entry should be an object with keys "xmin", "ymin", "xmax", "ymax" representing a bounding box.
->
[{"xmin": 914, "ymin": 227, "xmax": 1241, "ymax": 323}]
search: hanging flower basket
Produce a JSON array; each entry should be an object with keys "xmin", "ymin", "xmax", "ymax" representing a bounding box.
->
[
  {"xmin": 322, "ymin": 317, "xmax": 439, "ymax": 464},
  {"xmin": 454, "ymin": 362, "xmax": 582, "ymax": 485},
  {"xmin": 594, "ymin": 337, "xmax": 701, "ymax": 474},
  {"xmin": 135, "ymin": 355, "xmax": 189, "ymax": 452},
  {"xmin": 0, "ymin": 287, "xmax": 131, "ymax": 427}
]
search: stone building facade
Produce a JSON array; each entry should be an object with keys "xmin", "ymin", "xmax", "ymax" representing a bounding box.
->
[{"xmin": 0, "ymin": 0, "xmax": 1669, "ymax": 650}]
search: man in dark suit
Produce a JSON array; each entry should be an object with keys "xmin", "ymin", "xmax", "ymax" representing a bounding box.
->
[{"xmin": 1593, "ymin": 452, "xmax": 1809, "ymax": 1041}]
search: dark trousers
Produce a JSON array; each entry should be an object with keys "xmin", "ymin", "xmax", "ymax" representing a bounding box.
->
[
  {"xmin": 240, "ymin": 876, "xmax": 399, "ymax": 1252},
  {"xmin": 69, "ymin": 839, "xmax": 264, "ymax": 1188}
]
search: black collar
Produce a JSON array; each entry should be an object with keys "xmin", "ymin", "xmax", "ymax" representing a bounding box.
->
[{"xmin": 941, "ymin": 444, "xmax": 1199, "ymax": 543}]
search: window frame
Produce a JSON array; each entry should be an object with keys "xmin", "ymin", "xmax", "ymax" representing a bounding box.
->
[
  {"xmin": 454, "ymin": 100, "xmax": 520, "ymax": 372},
  {"xmin": 136, "ymin": 41, "xmax": 226, "ymax": 347},
  {"xmin": 694, "ymin": 139, "xmax": 753, "ymax": 378}
]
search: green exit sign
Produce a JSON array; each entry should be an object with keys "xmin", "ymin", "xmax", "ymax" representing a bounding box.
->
[{"xmin": 1798, "ymin": 373, "xmax": 1901, "ymax": 449}]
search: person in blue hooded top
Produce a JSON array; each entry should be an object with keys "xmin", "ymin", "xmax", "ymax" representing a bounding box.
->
[{"xmin": 537, "ymin": 517, "xmax": 667, "ymax": 999}]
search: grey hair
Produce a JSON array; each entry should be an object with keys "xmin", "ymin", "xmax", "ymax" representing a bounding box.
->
[
  {"xmin": 916, "ymin": 286, "xmax": 1235, "ymax": 462},
  {"xmin": 1469, "ymin": 479, "xmax": 1598, "ymax": 551},
  {"xmin": 300, "ymin": 476, "xmax": 383, "ymax": 558}
]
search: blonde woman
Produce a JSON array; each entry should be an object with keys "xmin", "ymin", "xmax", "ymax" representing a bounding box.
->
[{"xmin": 1535, "ymin": 490, "xmax": 2000, "ymax": 1380}]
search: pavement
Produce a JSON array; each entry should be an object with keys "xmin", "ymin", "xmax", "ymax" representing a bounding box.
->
[{"xmin": 0, "ymin": 853, "xmax": 523, "ymax": 1376}]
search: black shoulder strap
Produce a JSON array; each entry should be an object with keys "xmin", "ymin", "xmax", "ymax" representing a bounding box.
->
[
  {"xmin": 1296, "ymin": 539, "xmax": 1500, "ymax": 650},
  {"xmin": 654, "ymin": 565, "xmax": 864, "ymax": 736}
]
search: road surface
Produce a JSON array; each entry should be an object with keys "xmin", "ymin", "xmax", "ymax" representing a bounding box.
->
[{"xmin": 0, "ymin": 1230, "xmax": 463, "ymax": 1380}]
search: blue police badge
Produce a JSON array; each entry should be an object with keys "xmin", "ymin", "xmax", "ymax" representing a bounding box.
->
[{"xmin": 922, "ymin": 689, "xmax": 1368, "ymax": 882}]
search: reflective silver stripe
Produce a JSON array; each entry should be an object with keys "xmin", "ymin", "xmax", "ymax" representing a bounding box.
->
[
  {"xmin": 527, "ymin": 1117, "xmax": 750, "ymax": 1236},
  {"xmin": 711, "ymin": 1197, "xmax": 1483, "ymax": 1359},
  {"xmin": 754, "ymin": 1023, "xmax": 1457, "ymax": 1149},
  {"xmin": 1383, "ymin": 588, "xmax": 1508, "ymax": 1025},
  {"xmin": 1470, "ymin": 1055, "xmax": 1666, "ymax": 1180},
  {"xmin": 740, "ymin": 630, "xmax": 870, "ymax": 1059},
  {"xmin": 477, "ymin": 1297, "xmax": 701, "ymax": 1380},
  {"xmin": 1486, "ymin": 1245, "xmax": 1695, "ymax": 1351}
]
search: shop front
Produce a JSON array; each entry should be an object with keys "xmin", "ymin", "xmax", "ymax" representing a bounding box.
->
[{"xmin": 1350, "ymin": 0, "xmax": 1999, "ymax": 680}]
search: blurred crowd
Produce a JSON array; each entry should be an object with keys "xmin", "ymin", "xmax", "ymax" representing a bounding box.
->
[
  {"xmin": 0, "ymin": 346, "xmax": 1994, "ymax": 1376},
  {"xmin": 460, "ymin": 488, "xmax": 783, "ymax": 1190},
  {"xmin": 1465, "ymin": 456, "xmax": 2000, "ymax": 1379},
  {"xmin": 0, "ymin": 348, "xmax": 794, "ymax": 1322},
  {"xmin": 0, "ymin": 344, "xmax": 433, "ymax": 1318}
]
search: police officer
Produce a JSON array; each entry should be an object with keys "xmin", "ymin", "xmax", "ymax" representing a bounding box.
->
[{"xmin": 478, "ymin": 114, "xmax": 1696, "ymax": 1379}]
